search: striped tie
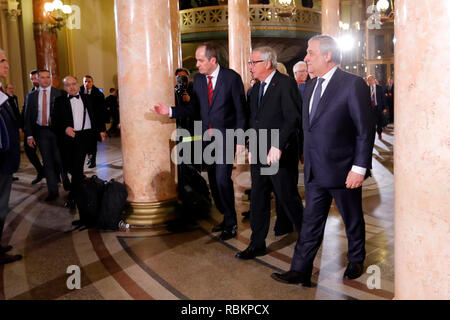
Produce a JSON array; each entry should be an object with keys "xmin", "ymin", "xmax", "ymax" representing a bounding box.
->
[{"xmin": 207, "ymin": 75, "xmax": 213, "ymax": 106}]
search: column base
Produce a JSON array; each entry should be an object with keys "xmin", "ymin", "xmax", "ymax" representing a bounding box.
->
[{"xmin": 125, "ymin": 198, "xmax": 179, "ymax": 227}]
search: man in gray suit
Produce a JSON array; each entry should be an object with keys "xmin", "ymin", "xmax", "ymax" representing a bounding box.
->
[{"xmin": 25, "ymin": 70, "xmax": 65, "ymax": 201}]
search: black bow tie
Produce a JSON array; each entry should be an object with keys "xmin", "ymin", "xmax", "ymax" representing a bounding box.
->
[{"xmin": 69, "ymin": 95, "xmax": 80, "ymax": 100}]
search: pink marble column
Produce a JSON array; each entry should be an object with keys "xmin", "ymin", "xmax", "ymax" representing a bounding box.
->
[
  {"xmin": 170, "ymin": 0, "xmax": 182, "ymax": 71},
  {"xmin": 394, "ymin": 0, "xmax": 450, "ymax": 300},
  {"xmin": 321, "ymin": 0, "xmax": 340, "ymax": 38},
  {"xmin": 114, "ymin": 0, "xmax": 178, "ymax": 226},
  {"xmin": 228, "ymin": 0, "xmax": 251, "ymax": 91}
]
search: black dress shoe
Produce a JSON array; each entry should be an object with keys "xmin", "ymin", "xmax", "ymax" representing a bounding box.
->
[
  {"xmin": 44, "ymin": 192, "xmax": 59, "ymax": 202},
  {"xmin": 0, "ymin": 253, "xmax": 22, "ymax": 265},
  {"xmin": 271, "ymin": 270, "xmax": 312, "ymax": 287},
  {"xmin": 0, "ymin": 245, "xmax": 13, "ymax": 254},
  {"xmin": 12, "ymin": 176, "xmax": 19, "ymax": 181},
  {"xmin": 211, "ymin": 221, "xmax": 224, "ymax": 232},
  {"xmin": 343, "ymin": 262, "xmax": 364, "ymax": 280},
  {"xmin": 235, "ymin": 245, "xmax": 267, "ymax": 260},
  {"xmin": 241, "ymin": 211, "xmax": 250, "ymax": 219},
  {"xmin": 218, "ymin": 225, "xmax": 237, "ymax": 241},
  {"xmin": 64, "ymin": 198, "xmax": 76, "ymax": 209},
  {"xmin": 31, "ymin": 174, "xmax": 44, "ymax": 185},
  {"xmin": 62, "ymin": 177, "xmax": 71, "ymax": 191}
]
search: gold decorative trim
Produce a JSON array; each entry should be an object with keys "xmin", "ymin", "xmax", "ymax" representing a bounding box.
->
[
  {"xmin": 180, "ymin": 4, "xmax": 321, "ymax": 35},
  {"xmin": 126, "ymin": 198, "xmax": 179, "ymax": 227}
]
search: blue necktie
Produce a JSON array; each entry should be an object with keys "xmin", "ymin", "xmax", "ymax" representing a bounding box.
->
[
  {"xmin": 309, "ymin": 77, "xmax": 325, "ymax": 124},
  {"xmin": 258, "ymin": 81, "xmax": 266, "ymax": 107}
]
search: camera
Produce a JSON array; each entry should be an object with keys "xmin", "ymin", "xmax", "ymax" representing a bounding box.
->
[{"xmin": 175, "ymin": 75, "xmax": 188, "ymax": 96}]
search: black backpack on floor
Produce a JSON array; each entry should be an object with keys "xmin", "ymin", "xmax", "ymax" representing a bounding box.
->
[
  {"xmin": 74, "ymin": 175, "xmax": 106, "ymax": 228},
  {"xmin": 97, "ymin": 179, "xmax": 128, "ymax": 230},
  {"xmin": 178, "ymin": 164, "xmax": 211, "ymax": 219}
]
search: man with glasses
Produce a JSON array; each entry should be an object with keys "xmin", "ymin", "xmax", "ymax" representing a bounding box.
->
[{"xmin": 235, "ymin": 47, "xmax": 303, "ymax": 260}]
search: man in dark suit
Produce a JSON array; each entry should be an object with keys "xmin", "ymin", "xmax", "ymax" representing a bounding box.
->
[
  {"xmin": 25, "ymin": 69, "xmax": 64, "ymax": 201},
  {"xmin": 271, "ymin": 35, "xmax": 374, "ymax": 286},
  {"xmin": 0, "ymin": 49, "xmax": 22, "ymax": 265},
  {"xmin": 155, "ymin": 43, "xmax": 247, "ymax": 241},
  {"xmin": 105, "ymin": 88, "xmax": 120, "ymax": 136},
  {"xmin": 52, "ymin": 76, "xmax": 106, "ymax": 204},
  {"xmin": 367, "ymin": 75, "xmax": 388, "ymax": 140},
  {"xmin": 5, "ymin": 84, "xmax": 20, "ymax": 181},
  {"xmin": 22, "ymin": 70, "xmax": 45, "ymax": 185},
  {"xmin": 80, "ymin": 75, "xmax": 106, "ymax": 168},
  {"xmin": 384, "ymin": 77, "xmax": 394, "ymax": 124},
  {"xmin": 235, "ymin": 47, "xmax": 303, "ymax": 260}
]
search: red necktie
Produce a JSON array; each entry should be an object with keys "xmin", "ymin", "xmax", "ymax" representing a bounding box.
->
[
  {"xmin": 371, "ymin": 87, "xmax": 376, "ymax": 107},
  {"xmin": 207, "ymin": 76, "xmax": 213, "ymax": 136},
  {"xmin": 42, "ymin": 89, "xmax": 48, "ymax": 126}
]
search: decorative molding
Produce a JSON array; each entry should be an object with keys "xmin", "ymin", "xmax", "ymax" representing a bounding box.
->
[{"xmin": 180, "ymin": 4, "xmax": 321, "ymax": 34}]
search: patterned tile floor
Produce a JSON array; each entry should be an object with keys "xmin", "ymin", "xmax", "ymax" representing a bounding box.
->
[{"xmin": 1, "ymin": 126, "xmax": 395, "ymax": 300}]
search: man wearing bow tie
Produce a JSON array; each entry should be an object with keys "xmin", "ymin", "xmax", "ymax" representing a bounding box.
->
[
  {"xmin": 25, "ymin": 69, "xmax": 64, "ymax": 201},
  {"xmin": 52, "ymin": 76, "xmax": 106, "ymax": 206}
]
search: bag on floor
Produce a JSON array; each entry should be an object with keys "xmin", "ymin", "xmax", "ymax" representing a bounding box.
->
[
  {"xmin": 74, "ymin": 175, "xmax": 106, "ymax": 228},
  {"xmin": 178, "ymin": 164, "xmax": 211, "ymax": 219},
  {"xmin": 97, "ymin": 179, "xmax": 128, "ymax": 230}
]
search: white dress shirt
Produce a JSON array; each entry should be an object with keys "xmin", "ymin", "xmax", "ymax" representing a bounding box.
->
[
  {"xmin": 0, "ymin": 90, "xmax": 8, "ymax": 106},
  {"xmin": 37, "ymin": 86, "xmax": 51, "ymax": 126},
  {"xmin": 70, "ymin": 95, "xmax": 92, "ymax": 131},
  {"xmin": 370, "ymin": 85, "xmax": 378, "ymax": 105},
  {"xmin": 260, "ymin": 69, "xmax": 276, "ymax": 96},
  {"xmin": 309, "ymin": 66, "xmax": 366, "ymax": 176}
]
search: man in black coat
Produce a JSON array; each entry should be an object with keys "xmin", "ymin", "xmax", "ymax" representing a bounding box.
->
[
  {"xmin": 21, "ymin": 70, "xmax": 45, "ymax": 185},
  {"xmin": 235, "ymin": 46, "xmax": 303, "ymax": 260},
  {"xmin": 367, "ymin": 75, "xmax": 388, "ymax": 140},
  {"xmin": 25, "ymin": 70, "xmax": 65, "ymax": 201},
  {"xmin": 271, "ymin": 35, "xmax": 374, "ymax": 287},
  {"xmin": 155, "ymin": 43, "xmax": 247, "ymax": 241},
  {"xmin": 0, "ymin": 49, "xmax": 22, "ymax": 265},
  {"xmin": 53, "ymin": 76, "xmax": 106, "ymax": 203},
  {"xmin": 105, "ymin": 88, "xmax": 120, "ymax": 135},
  {"xmin": 80, "ymin": 75, "xmax": 106, "ymax": 168}
]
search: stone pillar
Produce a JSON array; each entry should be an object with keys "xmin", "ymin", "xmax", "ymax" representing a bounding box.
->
[
  {"xmin": 114, "ymin": 0, "xmax": 178, "ymax": 226},
  {"xmin": 394, "ymin": 0, "xmax": 450, "ymax": 300},
  {"xmin": 321, "ymin": 0, "xmax": 340, "ymax": 38},
  {"xmin": 5, "ymin": 8, "xmax": 25, "ymax": 105},
  {"xmin": 33, "ymin": 0, "xmax": 60, "ymax": 88},
  {"xmin": 170, "ymin": 0, "xmax": 182, "ymax": 72},
  {"xmin": 228, "ymin": 0, "xmax": 251, "ymax": 91}
]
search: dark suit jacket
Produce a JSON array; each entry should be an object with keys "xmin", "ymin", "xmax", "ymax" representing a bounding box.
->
[
  {"xmin": 80, "ymin": 85, "xmax": 107, "ymax": 124},
  {"xmin": 0, "ymin": 99, "xmax": 20, "ymax": 174},
  {"xmin": 51, "ymin": 93, "xmax": 105, "ymax": 142},
  {"xmin": 7, "ymin": 95, "xmax": 20, "ymax": 122},
  {"xmin": 25, "ymin": 87, "xmax": 62, "ymax": 138},
  {"xmin": 373, "ymin": 84, "xmax": 387, "ymax": 110},
  {"xmin": 302, "ymin": 68, "xmax": 374, "ymax": 188},
  {"xmin": 21, "ymin": 87, "xmax": 38, "ymax": 130},
  {"xmin": 248, "ymin": 70, "xmax": 301, "ymax": 167},
  {"xmin": 171, "ymin": 66, "xmax": 247, "ymax": 139}
]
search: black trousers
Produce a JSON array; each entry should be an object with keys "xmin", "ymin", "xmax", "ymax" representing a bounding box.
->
[
  {"xmin": 66, "ymin": 130, "xmax": 94, "ymax": 196},
  {"xmin": 36, "ymin": 126, "xmax": 64, "ymax": 194},
  {"xmin": 24, "ymin": 139, "xmax": 44, "ymax": 176},
  {"xmin": 250, "ymin": 164, "xmax": 303, "ymax": 248},
  {"xmin": 0, "ymin": 174, "xmax": 12, "ymax": 242},
  {"xmin": 290, "ymin": 180, "xmax": 366, "ymax": 276},
  {"xmin": 206, "ymin": 163, "xmax": 237, "ymax": 229}
]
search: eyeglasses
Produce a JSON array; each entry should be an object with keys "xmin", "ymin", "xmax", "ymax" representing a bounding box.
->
[{"xmin": 248, "ymin": 60, "xmax": 265, "ymax": 66}]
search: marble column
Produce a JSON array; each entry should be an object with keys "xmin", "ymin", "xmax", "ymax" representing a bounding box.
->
[
  {"xmin": 228, "ymin": 0, "xmax": 251, "ymax": 91},
  {"xmin": 394, "ymin": 0, "xmax": 450, "ymax": 299},
  {"xmin": 170, "ymin": 0, "xmax": 182, "ymax": 72},
  {"xmin": 5, "ymin": 8, "xmax": 25, "ymax": 105},
  {"xmin": 321, "ymin": 0, "xmax": 340, "ymax": 38},
  {"xmin": 114, "ymin": 0, "xmax": 178, "ymax": 226},
  {"xmin": 33, "ymin": 0, "xmax": 60, "ymax": 88}
]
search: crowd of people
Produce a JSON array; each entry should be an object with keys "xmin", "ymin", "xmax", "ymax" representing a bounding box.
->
[
  {"xmin": 1, "ymin": 33, "xmax": 394, "ymax": 291},
  {"xmin": 0, "ymin": 54, "xmax": 120, "ymax": 264}
]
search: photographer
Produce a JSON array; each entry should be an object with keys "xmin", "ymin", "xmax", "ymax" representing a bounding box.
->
[{"xmin": 174, "ymin": 68, "xmax": 196, "ymax": 134}]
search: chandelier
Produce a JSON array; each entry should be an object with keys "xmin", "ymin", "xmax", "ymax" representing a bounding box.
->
[
  {"xmin": 43, "ymin": 0, "xmax": 73, "ymax": 32},
  {"xmin": 367, "ymin": 0, "xmax": 394, "ymax": 30}
]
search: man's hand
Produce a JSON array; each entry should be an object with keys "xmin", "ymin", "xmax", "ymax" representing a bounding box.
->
[
  {"xmin": 27, "ymin": 137, "xmax": 36, "ymax": 148},
  {"xmin": 345, "ymin": 171, "xmax": 365, "ymax": 189},
  {"xmin": 248, "ymin": 151, "xmax": 252, "ymax": 164},
  {"xmin": 236, "ymin": 144, "xmax": 245, "ymax": 155},
  {"xmin": 182, "ymin": 93, "xmax": 190, "ymax": 103},
  {"xmin": 154, "ymin": 103, "xmax": 170, "ymax": 115},
  {"xmin": 267, "ymin": 146, "xmax": 282, "ymax": 166},
  {"xmin": 100, "ymin": 132, "xmax": 106, "ymax": 142},
  {"xmin": 65, "ymin": 127, "xmax": 75, "ymax": 138}
]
